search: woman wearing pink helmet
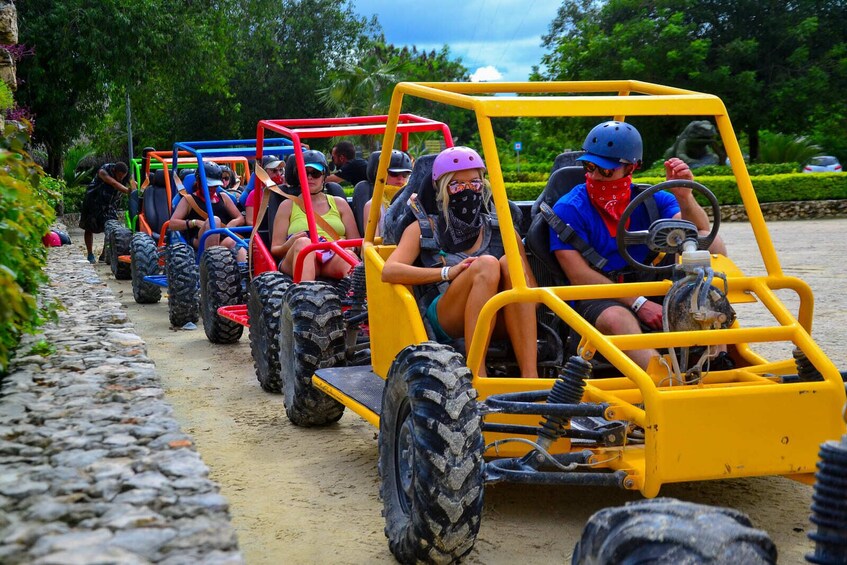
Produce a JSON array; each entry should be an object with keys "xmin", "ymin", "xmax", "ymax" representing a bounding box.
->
[{"xmin": 382, "ymin": 146, "xmax": 538, "ymax": 378}]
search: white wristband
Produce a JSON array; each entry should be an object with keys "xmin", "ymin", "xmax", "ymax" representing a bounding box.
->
[
  {"xmin": 631, "ymin": 296, "xmax": 648, "ymax": 313},
  {"xmin": 441, "ymin": 266, "xmax": 451, "ymax": 282}
]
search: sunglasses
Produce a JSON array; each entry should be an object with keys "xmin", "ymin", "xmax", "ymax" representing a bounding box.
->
[
  {"xmin": 388, "ymin": 171, "xmax": 411, "ymax": 178},
  {"xmin": 447, "ymin": 179, "xmax": 484, "ymax": 195},
  {"xmin": 305, "ymin": 169, "xmax": 324, "ymax": 179},
  {"xmin": 582, "ymin": 161, "xmax": 624, "ymax": 178},
  {"xmin": 221, "ymin": 176, "xmax": 231, "ymax": 182}
]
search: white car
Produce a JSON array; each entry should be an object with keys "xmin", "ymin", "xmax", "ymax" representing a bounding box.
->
[{"xmin": 803, "ymin": 155, "xmax": 843, "ymax": 173}]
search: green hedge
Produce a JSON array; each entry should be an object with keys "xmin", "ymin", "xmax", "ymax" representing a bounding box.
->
[
  {"xmin": 0, "ymin": 121, "xmax": 58, "ymax": 375},
  {"xmin": 504, "ymin": 172, "xmax": 847, "ymax": 204}
]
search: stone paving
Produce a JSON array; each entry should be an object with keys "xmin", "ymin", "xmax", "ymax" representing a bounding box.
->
[{"xmin": 0, "ymin": 231, "xmax": 243, "ymax": 564}]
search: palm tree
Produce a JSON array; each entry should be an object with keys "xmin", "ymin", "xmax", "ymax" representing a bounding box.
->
[{"xmin": 758, "ymin": 132, "xmax": 823, "ymax": 167}]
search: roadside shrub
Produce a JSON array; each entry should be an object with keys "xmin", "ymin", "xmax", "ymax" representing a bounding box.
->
[
  {"xmin": 0, "ymin": 120, "xmax": 58, "ymax": 375},
  {"xmin": 505, "ymin": 172, "xmax": 847, "ymax": 204},
  {"xmin": 636, "ymin": 163, "xmax": 800, "ymax": 177}
]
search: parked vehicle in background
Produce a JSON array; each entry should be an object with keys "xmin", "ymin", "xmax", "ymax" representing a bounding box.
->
[{"xmin": 803, "ymin": 155, "xmax": 842, "ymax": 173}]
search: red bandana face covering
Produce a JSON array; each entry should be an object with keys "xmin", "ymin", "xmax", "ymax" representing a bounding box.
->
[{"xmin": 585, "ymin": 174, "xmax": 632, "ymax": 237}]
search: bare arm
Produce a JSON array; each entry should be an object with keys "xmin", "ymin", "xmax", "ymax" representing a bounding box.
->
[
  {"xmin": 325, "ymin": 173, "xmax": 345, "ymax": 184},
  {"xmin": 168, "ymin": 199, "xmax": 194, "ymax": 231},
  {"xmin": 335, "ymin": 196, "xmax": 360, "ymax": 239},
  {"xmin": 270, "ymin": 201, "xmax": 301, "ymax": 259},
  {"xmin": 382, "ymin": 222, "xmax": 475, "ymax": 285},
  {"xmin": 665, "ymin": 158, "xmax": 726, "ymax": 254},
  {"xmin": 224, "ymin": 197, "xmax": 245, "ymax": 227},
  {"xmin": 100, "ymin": 168, "xmax": 131, "ymax": 194}
]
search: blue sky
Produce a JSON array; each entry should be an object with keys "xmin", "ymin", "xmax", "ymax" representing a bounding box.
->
[{"xmin": 352, "ymin": 0, "xmax": 563, "ymax": 82}]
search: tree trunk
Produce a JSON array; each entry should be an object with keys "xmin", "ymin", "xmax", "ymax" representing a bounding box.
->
[
  {"xmin": 748, "ymin": 128, "xmax": 759, "ymax": 162},
  {"xmin": 46, "ymin": 141, "xmax": 63, "ymax": 178}
]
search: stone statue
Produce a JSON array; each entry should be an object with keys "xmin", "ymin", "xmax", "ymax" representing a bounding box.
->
[{"xmin": 664, "ymin": 120, "xmax": 727, "ymax": 168}]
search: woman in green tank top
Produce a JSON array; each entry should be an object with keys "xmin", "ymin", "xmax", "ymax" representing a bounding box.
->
[{"xmin": 270, "ymin": 159, "xmax": 360, "ymax": 281}]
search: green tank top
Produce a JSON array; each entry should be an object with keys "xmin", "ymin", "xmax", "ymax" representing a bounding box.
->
[{"xmin": 288, "ymin": 195, "xmax": 346, "ymax": 239}]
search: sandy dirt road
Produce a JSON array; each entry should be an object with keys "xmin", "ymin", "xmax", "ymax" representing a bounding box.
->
[{"xmin": 81, "ymin": 218, "xmax": 847, "ymax": 564}]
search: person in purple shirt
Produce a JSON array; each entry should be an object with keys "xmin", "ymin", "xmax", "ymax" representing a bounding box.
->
[{"xmin": 550, "ymin": 120, "xmax": 726, "ymax": 368}]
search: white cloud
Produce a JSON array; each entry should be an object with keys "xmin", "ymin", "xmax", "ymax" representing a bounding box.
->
[{"xmin": 470, "ymin": 66, "xmax": 503, "ymax": 82}]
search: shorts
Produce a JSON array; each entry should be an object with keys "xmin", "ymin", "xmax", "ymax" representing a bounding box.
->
[
  {"xmin": 425, "ymin": 294, "xmax": 453, "ymax": 343},
  {"xmin": 574, "ymin": 297, "xmax": 660, "ymax": 331}
]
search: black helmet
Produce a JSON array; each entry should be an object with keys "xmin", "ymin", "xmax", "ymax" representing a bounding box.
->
[
  {"xmin": 285, "ymin": 150, "xmax": 328, "ymax": 186},
  {"xmin": 203, "ymin": 161, "xmax": 223, "ymax": 187},
  {"xmin": 388, "ymin": 150, "xmax": 413, "ymax": 173}
]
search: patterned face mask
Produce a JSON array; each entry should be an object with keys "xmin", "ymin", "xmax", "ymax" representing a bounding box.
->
[
  {"xmin": 584, "ymin": 173, "xmax": 632, "ymax": 236},
  {"xmin": 438, "ymin": 188, "xmax": 483, "ymax": 252}
]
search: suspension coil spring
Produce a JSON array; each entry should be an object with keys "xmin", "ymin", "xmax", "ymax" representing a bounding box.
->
[
  {"xmin": 537, "ymin": 355, "xmax": 593, "ymax": 444},
  {"xmin": 807, "ymin": 437, "xmax": 847, "ymax": 564},
  {"xmin": 794, "ymin": 347, "xmax": 824, "ymax": 382}
]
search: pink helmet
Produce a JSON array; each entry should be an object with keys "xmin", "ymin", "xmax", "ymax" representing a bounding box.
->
[
  {"xmin": 42, "ymin": 231, "xmax": 61, "ymax": 247},
  {"xmin": 432, "ymin": 146, "xmax": 486, "ymax": 182}
]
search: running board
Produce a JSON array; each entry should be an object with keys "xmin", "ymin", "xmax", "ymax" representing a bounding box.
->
[
  {"xmin": 218, "ymin": 304, "xmax": 249, "ymax": 327},
  {"xmin": 143, "ymin": 274, "xmax": 168, "ymax": 287},
  {"xmin": 313, "ymin": 367, "xmax": 384, "ymax": 427}
]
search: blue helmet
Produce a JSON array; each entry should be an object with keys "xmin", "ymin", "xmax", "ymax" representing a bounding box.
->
[{"xmin": 580, "ymin": 121, "xmax": 643, "ymax": 168}]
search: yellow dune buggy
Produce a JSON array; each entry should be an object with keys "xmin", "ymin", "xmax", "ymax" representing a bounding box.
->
[{"xmin": 279, "ymin": 80, "xmax": 847, "ymax": 563}]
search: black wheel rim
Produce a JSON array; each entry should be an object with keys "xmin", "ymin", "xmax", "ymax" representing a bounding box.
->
[{"xmin": 394, "ymin": 399, "xmax": 414, "ymax": 515}]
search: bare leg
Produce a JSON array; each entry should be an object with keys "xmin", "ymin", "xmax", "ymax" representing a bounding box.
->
[
  {"xmin": 499, "ymin": 256, "xmax": 538, "ymax": 378},
  {"xmin": 84, "ymin": 231, "xmax": 94, "ymax": 256},
  {"xmin": 594, "ymin": 305, "xmax": 658, "ymax": 369}
]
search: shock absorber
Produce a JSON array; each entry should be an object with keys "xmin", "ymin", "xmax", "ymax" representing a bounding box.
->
[
  {"xmin": 521, "ymin": 355, "xmax": 592, "ymax": 469},
  {"xmin": 794, "ymin": 347, "xmax": 824, "ymax": 382},
  {"xmin": 807, "ymin": 435, "xmax": 847, "ymax": 564}
]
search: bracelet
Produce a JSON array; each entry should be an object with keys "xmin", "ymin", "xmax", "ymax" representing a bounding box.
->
[
  {"xmin": 631, "ymin": 296, "xmax": 648, "ymax": 313},
  {"xmin": 441, "ymin": 265, "xmax": 451, "ymax": 282}
]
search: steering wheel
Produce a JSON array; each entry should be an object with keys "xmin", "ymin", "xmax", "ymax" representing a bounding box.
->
[{"xmin": 617, "ymin": 180, "xmax": 720, "ymax": 274}]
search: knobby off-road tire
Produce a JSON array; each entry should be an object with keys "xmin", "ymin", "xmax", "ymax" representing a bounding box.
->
[
  {"xmin": 571, "ymin": 498, "xmax": 777, "ymax": 565},
  {"xmin": 109, "ymin": 226, "xmax": 133, "ymax": 280},
  {"xmin": 165, "ymin": 242, "xmax": 199, "ymax": 328},
  {"xmin": 199, "ymin": 246, "xmax": 244, "ymax": 344},
  {"xmin": 379, "ymin": 342, "xmax": 484, "ymax": 565},
  {"xmin": 103, "ymin": 219, "xmax": 121, "ymax": 265},
  {"xmin": 247, "ymin": 272, "xmax": 291, "ymax": 393},
  {"xmin": 130, "ymin": 233, "xmax": 161, "ymax": 304},
  {"xmin": 279, "ymin": 281, "xmax": 345, "ymax": 426}
]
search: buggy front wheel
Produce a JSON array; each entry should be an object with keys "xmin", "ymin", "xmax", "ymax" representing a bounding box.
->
[{"xmin": 379, "ymin": 342, "xmax": 484, "ymax": 564}]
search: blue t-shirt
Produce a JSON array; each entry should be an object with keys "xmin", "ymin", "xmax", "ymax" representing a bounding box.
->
[
  {"xmin": 238, "ymin": 175, "xmax": 256, "ymax": 207},
  {"xmin": 549, "ymin": 184, "xmax": 680, "ymax": 273}
]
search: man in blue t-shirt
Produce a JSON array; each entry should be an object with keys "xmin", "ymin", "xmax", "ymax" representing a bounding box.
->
[{"xmin": 550, "ymin": 121, "xmax": 726, "ymax": 368}]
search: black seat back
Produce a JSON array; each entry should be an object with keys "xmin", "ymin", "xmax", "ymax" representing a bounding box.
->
[
  {"xmin": 524, "ymin": 166, "xmax": 586, "ymax": 287},
  {"xmin": 351, "ymin": 152, "xmax": 380, "ymax": 234},
  {"xmin": 382, "ymin": 155, "xmax": 438, "ymax": 245},
  {"xmin": 550, "ymin": 151, "xmax": 585, "ymax": 173},
  {"xmin": 143, "ymin": 169, "xmax": 173, "ymax": 236}
]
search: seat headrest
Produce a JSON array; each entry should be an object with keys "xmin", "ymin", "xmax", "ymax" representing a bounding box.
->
[
  {"xmin": 365, "ymin": 152, "xmax": 380, "ymax": 184},
  {"xmin": 382, "ymin": 154, "xmax": 437, "ymax": 245},
  {"xmin": 551, "ymin": 151, "xmax": 586, "ymax": 173},
  {"xmin": 530, "ymin": 166, "xmax": 586, "ymax": 217},
  {"xmin": 152, "ymin": 169, "xmax": 166, "ymax": 187}
]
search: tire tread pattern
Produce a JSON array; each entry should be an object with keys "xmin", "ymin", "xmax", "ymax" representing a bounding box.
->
[
  {"xmin": 166, "ymin": 242, "xmax": 199, "ymax": 327},
  {"xmin": 379, "ymin": 342, "xmax": 484, "ymax": 564},
  {"xmin": 279, "ymin": 282, "xmax": 346, "ymax": 426},
  {"xmin": 248, "ymin": 272, "xmax": 291, "ymax": 393},
  {"xmin": 200, "ymin": 246, "xmax": 244, "ymax": 343},
  {"xmin": 130, "ymin": 233, "xmax": 161, "ymax": 303}
]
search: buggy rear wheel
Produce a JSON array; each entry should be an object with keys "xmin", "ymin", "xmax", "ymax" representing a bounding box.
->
[
  {"xmin": 165, "ymin": 241, "xmax": 199, "ymax": 328},
  {"xmin": 248, "ymin": 272, "xmax": 291, "ymax": 393},
  {"xmin": 109, "ymin": 226, "xmax": 132, "ymax": 280},
  {"xmin": 379, "ymin": 342, "xmax": 484, "ymax": 564},
  {"xmin": 130, "ymin": 233, "xmax": 161, "ymax": 304},
  {"xmin": 279, "ymin": 281, "xmax": 345, "ymax": 426},
  {"xmin": 572, "ymin": 498, "xmax": 777, "ymax": 564},
  {"xmin": 199, "ymin": 246, "xmax": 244, "ymax": 344}
]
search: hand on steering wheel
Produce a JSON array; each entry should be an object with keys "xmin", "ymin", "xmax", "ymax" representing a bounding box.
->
[{"xmin": 616, "ymin": 180, "xmax": 720, "ymax": 274}]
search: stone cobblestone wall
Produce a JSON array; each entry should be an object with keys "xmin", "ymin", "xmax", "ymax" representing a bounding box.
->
[
  {"xmin": 0, "ymin": 1, "xmax": 16, "ymax": 91},
  {"xmin": 0, "ymin": 224, "xmax": 243, "ymax": 564}
]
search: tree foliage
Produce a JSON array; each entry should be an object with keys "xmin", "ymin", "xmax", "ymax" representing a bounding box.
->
[{"xmin": 537, "ymin": 0, "xmax": 847, "ymax": 162}]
